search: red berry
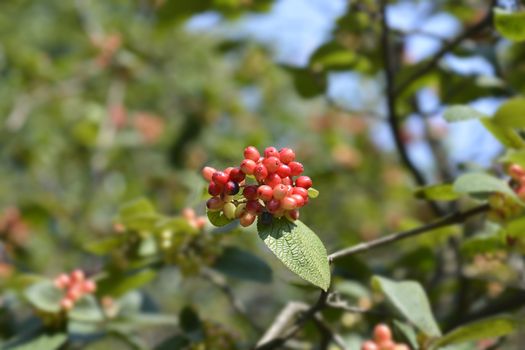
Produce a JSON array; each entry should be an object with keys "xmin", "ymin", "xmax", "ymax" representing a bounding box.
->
[
  {"xmin": 393, "ymin": 345, "xmax": 410, "ymax": 350},
  {"xmin": 263, "ymin": 156, "xmax": 281, "ymax": 173},
  {"xmin": 288, "ymin": 161, "xmax": 304, "ymax": 176},
  {"xmin": 291, "ymin": 194, "xmax": 305, "ymax": 207},
  {"xmin": 285, "ymin": 209, "xmax": 300, "ymax": 221},
  {"xmin": 377, "ymin": 340, "xmax": 395, "ymax": 350},
  {"xmin": 243, "ymin": 185, "xmax": 258, "ymax": 200},
  {"xmin": 244, "ymin": 146, "xmax": 261, "ymax": 162},
  {"xmin": 202, "ymin": 166, "xmax": 216, "ymax": 182},
  {"xmin": 254, "ymin": 164, "xmax": 269, "ymax": 182},
  {"xmin": 229, "ymin": 167, "xmax": 245, "ymax": 182},
  {"xmin": 276, "ymin": 164, "xmax": 291, "ymax": 178},
  {"xmin": 208, "ymin": 182, "xmax": 223, "ymax": 196},
  {"xmin": 273, "ymin": 208, "xmax": 285, "ymax": 217},
  {"xmin": 281, "ymin": 196, "xmax": 297, "ymax": 210},
  {"xmin": 292, "ymin": 187, "xmax": 308, "ymax": 199},
  {"xmin": 246, "ymin": 200, "xmax": 262, "ymax": 214},
  {"xmin": 225, "ymin": 181, "xmax": 240, "ymax": 195},
  {"xmin": 54, "ymin": 274, "xmax": 70, "ymax": 289},
  {"xmin": 61, "ymin": 298, "xmax": 74, "ymax": 311},
  {"xmin": 83, "ymin": 280, "xmax": 96, "ymax": 293},
  {"xmin": 240, "ymin": 212, "xmax": 256, "ymax": 227},
  {"xmin": 206, "ymin": 197, "xmax": 223, "ymax": 211},
  {"xmin": 240, "ymin": 159, "xmax": 257, "ymax": 175},
  {"xmin": 257, "ymin": 185, "xmax": 273, "ymax": 201},
  {"xmin": 373, "ymin": 324, "xmax": 392, "ymax": 343},
  {"xmin": 279, "ymin": 148, "xmax": 295, "ymax": 164},
  {"xmin": 361, "ymin": 341, "xmax": 379, "ymax": 350},
  {"xmin": 224, "ymin": 167, "xmax": 234, "ymax": 175},
  {"xmin": 295, "ymin": 176, "xmax": 312, "ymax": 189},
  {"xmin": 265, "ymin": 173, "xmax": 282, "ymax": 188},
  {"xmin": 273, "ymin": 184, "xmax": 288, "ymax": 200},
  {"xmin": 71, "ymin": 270, "xmax": 85, "ymax": 282},
  {"xmin": 281, "ymin": 176, "xmax": 293, "ymax": 186},
  {"xmin": 264, "ymin": 146, "xmax": 280, "ymax": 159},
  {"xmin": 266, "ymin": 199, "xmax": 281, "ymax": 213},
  {"xmin": 212, "ymin": 171, "xmax": 229, "ymax": 185},
  {"xmin": 67, "ymin": 285, "xmax": 83, "ymax": 301},
  {"xmin": 509, "ymin": 164, "xmax": 525, "ymax": 180}
]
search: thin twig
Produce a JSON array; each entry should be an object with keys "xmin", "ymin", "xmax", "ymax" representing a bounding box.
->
[
  {"xmin": 393, "ymin": 1, "xmax": 495, "ymax": 97},
  {"xmin": 329, "ymin": 204, "xmax": 489, "ymax": 262}
]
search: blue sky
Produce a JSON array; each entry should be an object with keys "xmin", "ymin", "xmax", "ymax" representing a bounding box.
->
[{"xmin": 187, "ymin": 0, "xmax": 504, "ymax": 172}]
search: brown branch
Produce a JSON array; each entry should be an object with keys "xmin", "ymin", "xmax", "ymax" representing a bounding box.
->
[
  {"xmin": 329, "ymin": 204, "xmax": 489, "ymax": 263},
  {"xmin": 393, "ymin": 1, "xmax": 495, "ymax": 97}
]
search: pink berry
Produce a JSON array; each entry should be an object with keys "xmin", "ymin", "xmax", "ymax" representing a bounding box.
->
[
  {"xmin": 246, "ymin": 200, "xmax": 262, "ymax": 214},
  {"xmin": 295, "ymin": 176, "xmax": 312, "ymax": 189},
  {"xmin": 229, "ymin": 167, "xmax": 245, "ymax": 183},
  {"xmin": 201, "ymin": 166, "xmax": 216, "ymax": 182},
  {"xmin": 266, "ymin": 199, "xmax": 281, "ymax": 213},
  {"xmin": 194, "ymin": 217, "xmax": 206, "ymax": 229},
  {"xmin": 291, "ymin": 194, "xmax": 305, "ymax": 207},
  {"xmin": 61, "ymin": 298, "xmax": 74, "ymax": 311},
  {"xmin": 373, "ymin": 324, "xmax": 392, "ymax": 343},
  {"xmin": 67, "ymin": 285, "xmax": 83, "ymax": 301},
  {"xmin": 393, "ymin": 345, "xmax": 410, "ymax": 350},
  {"xmin": 257, "ymin": 185, "xmax": 273, "ymax": 201},
  {"xmin": 243, "ymin": 185, "xmax": 258, "ymax": 200},
  {"xmin": 254, "ymin": 164, "xmax": 269, "ymax": 182},
  {"xmin": 281, "ymin": 196, "xmax": 297, "ymax": 210},
  {"xmin": 276, "ymin": 164, "xmax": 291, "ymax": 178},
  {"xmin": 71, "ymin": 270, "xmax": 85, "ymax": 282},
  {"xmin": 212, "ymin": 171, "xmax": 229, "ymax": 185},
  {"xmin": 264, "ymin": 146, "xmax": 280, "ymax": 159},
  {"xmin": 361, "ymin": 341, "xmax": 379, "ymax": 350},
  {"xmin": 208, "ymin": 182, "xmax": 223, "ymax": 196},
  {"xmin": 182, "ymin": 208, "xmax": 196, "ymax": 220},
  {"xmin": 225, "ymin": 181, "xmax": 240, "ymax": 195},
  {"xmin": 54, "ymin": 274, "xmax": 70, "ymax": 289},
  {"xmin": 285, "ymin": 209, "xmax": 300, "ymax": 221},
  {"xmin": 206, "ymin": 197, "xmax": 223, "ymax": 211},
  {"xmin": 241, "ymin": 159, "xmax": 257, "ymax": 175},
  {"xmin": 377, "ymin": 340, "xmax": 395, "ymax": 350},
  {"xmin": 292, "ymin": 187, "xmax": 308, "ymax": 199},
  {"xmin": 224, "ymin": 167, "xmax": 234, "ymax": 175},
  {"xmin": 244, "ymin": 146, "xmax": 260, "ymax": 162},
  {"xmin": 279, "ymin": 148, "xmax": 295, "ymax": 164},
  {"xmin": 273, "ymin": 184, "xmax": 288, "ymax": 200},
  {"xmin": 239, "ymin": 212, "xmax": 256, "ymax": 227},
  {"xmin": 83, "ymin": 280, "xmax": 97, "ymax": 293},
  {"xmin": 265, "ymin": 173, "xmax": 282, "ymax": 188},
  {"xmin": 263, "ymin": 156, "xmax": 281, "ymax": 173},
  {"xmin": 509, "ymin": 164, "xmax": 525, "ymax": 180},
  {"xmin": 281, "ymin": 176, "xmax": 292, "ymax": 186},
  {"xmin": 288, "ymin": 161, "xmax": 304, "ymax": 176}
]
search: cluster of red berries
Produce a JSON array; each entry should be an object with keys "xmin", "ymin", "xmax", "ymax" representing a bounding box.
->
[
  {"xmin": 54, "ymin": 270, "xmax": 97, "ymax": 311},
  {"xmin": 202, "ymin": 146, "xmax": 313, "ymax": 227},
  {"xmin": 488, "ymin": 164, "xmax": 525, "ymax": 221},
  {"xmin": 361, "ymin": 324, "xmax": 410, "ymax": 350}
]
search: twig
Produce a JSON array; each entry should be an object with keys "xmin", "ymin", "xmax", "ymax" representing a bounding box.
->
[
  {"xmin": 201, "ymin": 268, "xmax": 262, "ymax": 333},
  {"xmin": 312, "ymin": 315, "xmax": 348, "ymax": 350},
  {"xmin": 393, "ymin": 1, "xmax": 495, "ymax": 97},
  {"xmin": 329, "ymin": 204, "xmax": 489, "ymax": 262},
  {"xmin": 255, "ymin": 291, "xmax": 328, "ymax": 350}
]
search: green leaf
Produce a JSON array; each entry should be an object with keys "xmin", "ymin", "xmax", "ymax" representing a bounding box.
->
[
  {"xmin": 480, "ymin": 119, "xmax": 525, "ymax": 149},
  {"xmin": 11, "ymin": 334, "xmax": 67, "ymax": 350},
  {"xmin": 97, "ymin": 270, "xmax": 157, "ymax": 298},
  {"xmin": 179, "ymin": 306, "xmax": 204, "ymax": 342},
  {"xmin": 414, "ymin": 184, "xmax": 459, "ymax": 201},
  {"xmin": 461, "ymin": 234, "xmax": 506, "ymax": 258},
  {"xmin": 500, "ymin": 149, "xmax": 525, "ymax": 168},
  {"xmin": 24, "ymin": 281, "xmax": 62, "ymax": 313},
  {"xmin": 257, "ymin": 218, "xmax": 330, "ymax": 291},
  {"xmin": 431, "ymin": 315, "xmax": 523, "ymax": 349},
  {"xmin": 309, "ymin": 42, "xmax": 358, "ymax": 71},
  {"xmin": 371, "ymin": 276, "xmax": 442, "ymax": 338},
  {"xmin": 207, "ymin": 210, "xmax": 233, "ymax": 227},
  {"xmin": 68, "ymin": 295, "xmax": 104, "ymax": 322},
  {"xmin": 453, "ymin": 172, "xmax": 520, "ymax": 202},
  {"xmin": 443, "ymin": 105, "xmax": 488, "ymax": 122},
  {"xmin": 307, "ymin": 187, "xmax": 319, "ymax": 198},
  {"xmin": 493, "ymin": 98, "xmax": 525, "ymax": 128},
  {"xmin": 282, "ymin": 66, "xmax": 327, "ymax": 98},
  {"xmin": 116, "ymin": 198, "xmax": 159, "ymax": 231},
  {"xmin": 84, "ymin": 236, "xmax": 124, "ymax": 255},
  {"xmin": 394, "ymin": 320, "xmax": 419, "ymax": 350},
  {"xmin": 212, "ymin": 246, "xmax": 272, "ymax": 283},
  {"xmin": 494, "ymin": 9, "xmax": 525, "ymax": 42},
  {"xmin": 155, "ymin": 335, "xmax": 190, "ymax": 350}
]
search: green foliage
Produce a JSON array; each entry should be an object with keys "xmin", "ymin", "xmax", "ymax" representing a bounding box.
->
[
  {"xmin": 207, "ymin": 210, "xmax": 233, "ymax": 227},
  {"xmin": 493, "ymin": 97, "xmax": 525, "ymax": 128},
  {"xmin": 443, "ymin": 106, "xmax": 488, "ymax": 122},
  {"xmin": 24, "ymin": 281, "xmax": 62, "ymax": 314},
  {"xmin": 494, "ymin": 9, "xmax": 525, "ymax": 42},
  {"xmin": 212, "ymin": 246, "xmax": 272, "ymax": 283},
  {"xmin": 453, "ymin": 172, "xmax": 520, "ymax": 201},
  {"xmin": 11, "ymin": 334, "xmax": 67, "ymax": 350},
  {"xmin": 414, "ymin": 184, "xmax": 459, "ymax": 201},
  {"xmin": 257, "ymin": 218, "xmax": 330, "ymax": 291},
  {"xmin": 372, "ymin": 276, "xmax": 442, "ymax": 338}
]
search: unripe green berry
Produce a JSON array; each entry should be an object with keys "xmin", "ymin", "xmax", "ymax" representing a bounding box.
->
[{"xmin": 223, "ymin": 202, "xmax": 236, "ymax": 219}]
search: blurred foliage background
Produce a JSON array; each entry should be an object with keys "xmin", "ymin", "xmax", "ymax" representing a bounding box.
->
[{"xmin": 1, "ymin": 0, "xmax": 525, "ymax": 349}]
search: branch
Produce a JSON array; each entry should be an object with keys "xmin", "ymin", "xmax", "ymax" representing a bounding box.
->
[
  {"xmin": 393, "ymin": 1, "xmax": 495, "ymax": 97},
  {"xmin": 329, "ymin": 204, "xmax": 489, "ymax": 263}
]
